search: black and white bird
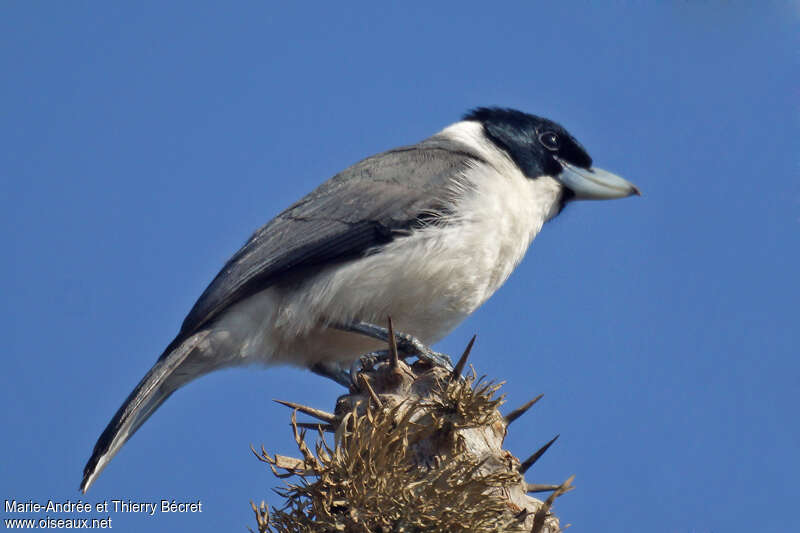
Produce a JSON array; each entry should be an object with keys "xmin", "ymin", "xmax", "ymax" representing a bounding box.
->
[{"xmin": 80, "ymin": 107, "xmax": 639, "ymax": 492}]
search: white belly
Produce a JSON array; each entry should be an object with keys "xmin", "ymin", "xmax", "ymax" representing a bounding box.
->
[{"xmin": 211, "ymin": 157, "xmax": 564, "ymax": 368}]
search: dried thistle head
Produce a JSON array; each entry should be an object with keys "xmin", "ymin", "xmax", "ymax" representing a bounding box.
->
[{"xmin": 253, "ymin": 345, "xmax": 569, "ymax": 533}]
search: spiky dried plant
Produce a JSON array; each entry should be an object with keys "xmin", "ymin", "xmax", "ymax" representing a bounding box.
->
[{"xmin": 251, "ymin": 330, "xmax": 572, "ymax": 533}]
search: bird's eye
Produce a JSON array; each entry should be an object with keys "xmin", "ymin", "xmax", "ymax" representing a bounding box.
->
[{"xmin": 538, "ymin": 131, "xmax": 560, "ymax": 151}]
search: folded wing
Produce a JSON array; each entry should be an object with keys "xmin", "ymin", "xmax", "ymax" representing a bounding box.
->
[{"xmin": 178, "ymin": 139, "xmax": 485, "ymax": 341}]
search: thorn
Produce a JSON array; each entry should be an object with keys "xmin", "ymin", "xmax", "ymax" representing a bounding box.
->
[
  {"xmin": 525, "ymin": 483, "xmax": 561, "ymax": 493},
  {"xmin": 505, "ymin": 393, "xmax": 544, "ymax": 425},
  {"xmin": 273, "ymin": 399, "xmax": 336, "ymax": 424},
  {"xmin": 359, "ymin": 374, "xmax": 384, "ymax": 409},
  {"xmin": 519, "ymin": 434, "xmax": 560, "ymax": 474},
  {"xmin": 250, "ymin": 499, "xmax": 269, "ymax": 532},
  {"xmin": 294, "ymin": 422, "xmax": 335, "ymax": 433},
  {"xmin": 387, "ymin": 316, "xmax": 399, "ymax": 368},
  {"xmin": 249, "ymin": 443, "xmax": 262, "ymax": 460},
  {"xmin": 530, "ymin": 475, "xmax": 574, "ymax": 533},
  {"xmin": 545, "ymin": 475, "xmax": 575, "ymax": 502},
  {"xmin": 450, "ymin": 335, "xmax": 476, "ymax": 381}
]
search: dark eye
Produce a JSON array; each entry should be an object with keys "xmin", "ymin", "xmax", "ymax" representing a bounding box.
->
[{"xmin": 538, "ymin": 131, "xmax": 560, "ymax": 151}]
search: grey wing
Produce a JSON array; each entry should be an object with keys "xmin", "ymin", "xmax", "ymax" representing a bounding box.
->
[{"xmin": 175, "ymin": 139, "xmax": 485, "ymax": 341}]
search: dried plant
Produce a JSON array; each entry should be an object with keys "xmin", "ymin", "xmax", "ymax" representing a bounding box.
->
[{"xmin": 251, "ymin": 335, "xmax": 571, "ymax": 533}]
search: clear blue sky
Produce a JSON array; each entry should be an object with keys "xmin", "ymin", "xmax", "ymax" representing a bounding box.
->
[{"xmin": 2, "ymin": 2, "xmax": 797, "ymax": 532}]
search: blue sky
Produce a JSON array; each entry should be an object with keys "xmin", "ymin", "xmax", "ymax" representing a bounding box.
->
[{"xmin": 2, "ymin": 2, "xmax": 797, "ymax": 532}]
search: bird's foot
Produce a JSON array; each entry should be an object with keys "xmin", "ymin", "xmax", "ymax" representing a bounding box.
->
[
  {"xmin": 335, "ymin": 320, "xmax": 454, "ymax": 370},
  {"xmin": 312, "ymin": 319, "xmax": 454, "ymax": 389}
]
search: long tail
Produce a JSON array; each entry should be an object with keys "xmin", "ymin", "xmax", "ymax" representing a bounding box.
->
[{"xmin": 80, "ymin": 331, "xmax": 210, "ymax": 493}]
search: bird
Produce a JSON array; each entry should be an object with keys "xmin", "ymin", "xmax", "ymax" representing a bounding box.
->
[{"xmin": 80, "ymin": 107, "xmax": 640, "ymax": 492}]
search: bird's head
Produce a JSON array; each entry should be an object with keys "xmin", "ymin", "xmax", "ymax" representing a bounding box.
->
[{"xmin": 464, "ymin": 107, "xmax": 640, "ymax": 202}]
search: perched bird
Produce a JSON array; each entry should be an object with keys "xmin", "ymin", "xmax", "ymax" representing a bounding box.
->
[{"xmin": 80, "ymin": 107, "xmax": 639, "ymax": 492}]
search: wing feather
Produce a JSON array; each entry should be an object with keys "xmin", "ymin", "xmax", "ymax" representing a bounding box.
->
[{"xmin": 178, "ymin": 138, "xmax": 484, "ymax": 338}]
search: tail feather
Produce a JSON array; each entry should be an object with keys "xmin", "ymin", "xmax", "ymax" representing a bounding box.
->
[{"xmin": 80, "ymin": 331, "xmax": 210, "ymax": 493}]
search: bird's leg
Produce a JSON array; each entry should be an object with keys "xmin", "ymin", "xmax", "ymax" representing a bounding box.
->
[
  {"xmin": 310, "ymin": 362, "xmax": 352, "ymax": 389},
  {"xmin": 311, "ymin": 351, "xmax": 385, "ymax": 390},
  {"xmin": 334, "ymin": 321, "xmax": 454, "ymax": 370}
]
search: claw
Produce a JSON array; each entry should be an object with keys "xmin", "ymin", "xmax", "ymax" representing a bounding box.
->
[
  {"xmin": 349, "ymin": 352, "xmax": 383, "ymax": 390},
  {"xmin": 349, "ymin": 357, "xmax": 363, "ymax": 390}
]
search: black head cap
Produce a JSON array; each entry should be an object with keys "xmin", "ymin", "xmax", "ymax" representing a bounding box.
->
[{"xmin": 463, "ymin": 107, "xmax": 592, "ymax": 179}]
